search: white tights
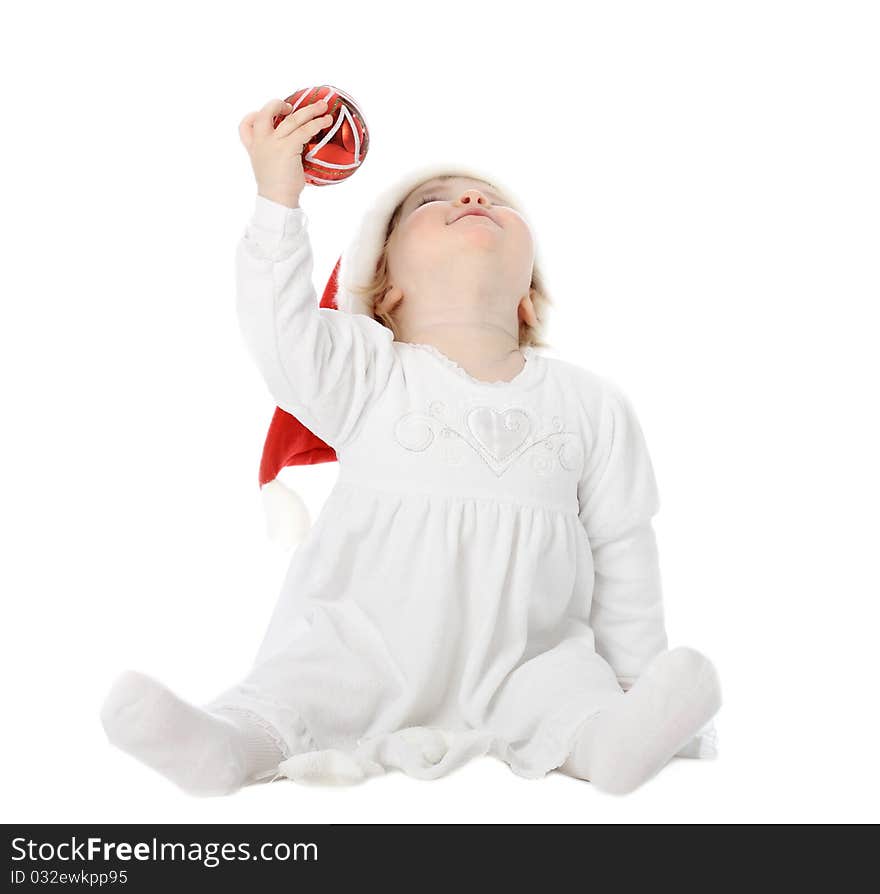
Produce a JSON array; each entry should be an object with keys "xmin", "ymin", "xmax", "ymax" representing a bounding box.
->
[
  {"xmin": 558, "ymin": 647, "xmax": 722, "ymax": 794},
  {"xmin": 100, "ymin": 646, "xmax": 720, "ymax": 797},
  {"xmin": 100, "ymin": 671, "xmax": 286, "ymax": 797}
]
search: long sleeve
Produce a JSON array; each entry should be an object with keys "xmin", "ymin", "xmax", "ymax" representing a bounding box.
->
[
  {"xmin": 578, "ymin": 380, "xmax": 668, "ymax": 691},
  {"xmin": 236, "ymin": 195, "xmax": 397, "ymax": 450}
]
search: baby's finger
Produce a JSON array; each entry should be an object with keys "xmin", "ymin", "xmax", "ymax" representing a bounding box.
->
[
  {"xmin": 253, "ymin": 98, "xmax": 300, "ymax": 137},
  {"xmin": 279, "ymin": 111, "xmax": 333, "ymax": 143},
  {"xmin": 273, "ymin": 99, "xmax": 330, "ymax": 138}
]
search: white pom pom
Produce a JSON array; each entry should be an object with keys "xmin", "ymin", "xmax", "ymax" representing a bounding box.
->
[
  {"xmin": 260, "ymin": 478, "xmax": 312, "ymax": 549},
  {"xmin": 277, "ymin": 749, "xmax": 378, "ymax": 786}
]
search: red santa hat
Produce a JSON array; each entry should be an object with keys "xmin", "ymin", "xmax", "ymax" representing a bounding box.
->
[{"xmin": 258, "ymin": 161, "xmax": 544, "ymax": 548}]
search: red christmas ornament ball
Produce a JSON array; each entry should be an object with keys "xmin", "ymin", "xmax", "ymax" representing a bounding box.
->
[{"xmin": 272, "ymin": 85, "xmax": 369, "ymax": 186}]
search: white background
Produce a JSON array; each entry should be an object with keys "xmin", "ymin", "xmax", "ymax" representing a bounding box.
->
[{"xmin": 2, "ymin": 0, "xmax": 878, "ymax": 824}]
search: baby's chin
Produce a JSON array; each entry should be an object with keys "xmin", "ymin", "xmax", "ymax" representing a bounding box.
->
[{"xmin": 445, "ymin": 221, "xmax": 503, "ymax": 248}]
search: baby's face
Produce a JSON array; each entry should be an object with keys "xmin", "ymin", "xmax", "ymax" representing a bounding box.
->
[
  {"xmin": 392, "ymin": 175, "xmax": 533, "ymax": 260},
  {"xmin": 383, "ymin": 176, "xmax": 536, "ymax": 316}
]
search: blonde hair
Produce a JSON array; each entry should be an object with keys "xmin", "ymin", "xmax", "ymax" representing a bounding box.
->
[{"xmin": 349, "ymin": 175, "xmax": 554, "ymax": 349}]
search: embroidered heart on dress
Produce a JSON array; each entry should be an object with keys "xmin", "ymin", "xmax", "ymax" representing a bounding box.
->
[{"xmin": 465, "ymin": 407, "xmax": 532, "ymax": 462}]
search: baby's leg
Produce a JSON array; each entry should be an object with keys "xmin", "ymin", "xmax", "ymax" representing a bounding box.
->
[
  {"xmin": 559, "ymin": 647, "xmax": 721, "ymax": 794},
  {"xmin": 100, "ymin": 671, "xmax": 286, "ymax": 797}
]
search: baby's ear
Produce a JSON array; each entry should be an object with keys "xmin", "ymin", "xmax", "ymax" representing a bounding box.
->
[
  {"xmin": 376, "ymin": 285, "xmax": 404, "ymax": 316},
  {"xmin": 518, "ymin": 291, "xmax": 539, "ymax": 328}
]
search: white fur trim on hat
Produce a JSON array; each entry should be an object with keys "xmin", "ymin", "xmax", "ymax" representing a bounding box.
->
[{"xmin": 335, "ymin": 162, "xmax": 537, "ymax": 317}]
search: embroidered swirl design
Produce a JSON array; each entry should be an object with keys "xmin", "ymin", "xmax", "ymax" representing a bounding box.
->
[{"xmin": 393, "ymin": 402, "xmax": 582, "ymax": 477}]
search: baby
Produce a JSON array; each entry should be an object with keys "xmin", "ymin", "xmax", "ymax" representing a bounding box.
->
[{"xmin": 100, "ymin": 95, "xmax": 722, "ymax": 796}]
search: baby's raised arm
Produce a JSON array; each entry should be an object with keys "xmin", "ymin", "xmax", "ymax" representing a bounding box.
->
[{"xmin": 235, "ymin": 98, "xmax": 396, "ymax": 449}]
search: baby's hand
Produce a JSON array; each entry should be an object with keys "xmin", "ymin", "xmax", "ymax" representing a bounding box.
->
[{"xmin": 238, "ymin": 97, "xmax": 334, "ymax": 209}]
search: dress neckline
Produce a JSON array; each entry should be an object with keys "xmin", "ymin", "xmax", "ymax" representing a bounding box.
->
[{"xmin": 397, "ymin": 341, "xmax": 544, "ymax": 389}]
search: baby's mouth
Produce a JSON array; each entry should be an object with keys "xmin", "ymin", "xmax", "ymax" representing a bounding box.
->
[{"xmin": 454, "ymin": 212, "xmax": 497, "ymax": 224}]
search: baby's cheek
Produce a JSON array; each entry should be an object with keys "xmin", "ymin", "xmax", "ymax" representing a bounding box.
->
[
  {"xmin": 412, "ymin": 207, "xmax": 448, "ymax": 235},
  {"xmin": 393, "ymin": 214, "xmax": 430, "ymax": 251},
  {"xmin": 507, "ymin": 214, "xmax": 534, "ymax": 244}
]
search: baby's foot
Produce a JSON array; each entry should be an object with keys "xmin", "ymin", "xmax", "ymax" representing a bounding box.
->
[
  {"xmin": 100, "ymin": 670, "xmax": 283, "ymax": 797},
  {"xmin": 564, "ymin": 647, "xmax": 722, "ymax": 795}
]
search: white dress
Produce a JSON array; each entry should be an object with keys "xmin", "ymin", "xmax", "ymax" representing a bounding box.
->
[{"xmin": 204, "ymin": 195, "xmax": 715, "ymax": 785}]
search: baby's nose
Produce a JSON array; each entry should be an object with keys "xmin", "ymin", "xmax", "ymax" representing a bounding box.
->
[{"xmin": 458, "ymin": 189, "xmax": 490, "ymax": 205}]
